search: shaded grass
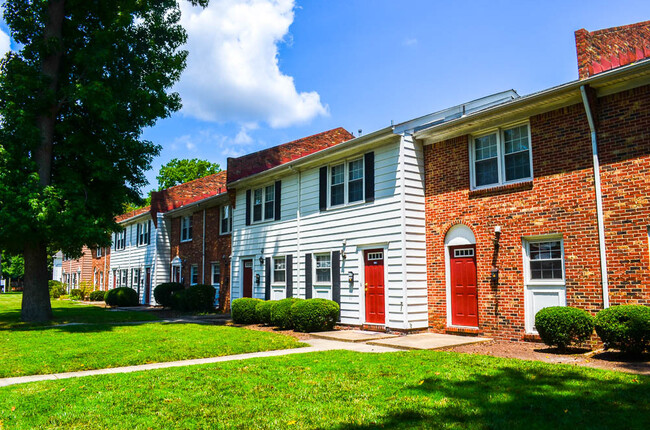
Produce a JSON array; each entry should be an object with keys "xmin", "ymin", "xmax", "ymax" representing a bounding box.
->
[
  {"xmin": 0, "ymin": 293, "xmax": 157, "ymax": 329},
  {"xmin": 0, "ymin": 323, "xmax": 305, "ymax": 378},
  {"xmin": 0, "ymin": 350, "xmax": 648, "ymax": 429}
]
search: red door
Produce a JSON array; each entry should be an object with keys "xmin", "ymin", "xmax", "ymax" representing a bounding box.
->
[
  {"xmin": 144, "ymin": 268, "xmax": 151, "ymax": 305},
  {"xmin": 364, "ymin": 249, "xmax": 385, "ymax": 324},
  {"xmin": 242, "ymin": 260, "xmax": 253, "ymax": 298},
  {"xmin": 450, "ymin": 245, "xmax": 478, "ymax": 327}
]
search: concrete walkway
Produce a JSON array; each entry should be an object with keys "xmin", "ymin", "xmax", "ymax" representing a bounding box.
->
[
  {"xmin": 313, "ymin": 330, "xmax": 490, "ymax": 351},
  {"xmin": 0, "ymin": 338, "xmax": 399, "ymax": 388}
]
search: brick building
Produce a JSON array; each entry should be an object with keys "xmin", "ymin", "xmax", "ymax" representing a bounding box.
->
[
  {"xmin": 61, "ymin": 246, "xmax": 93, "ymax": 292},
  {"xmin": 91, "ymin": 246, "xmax": 110, "ymax": 291},
  {"xmin": 415, "ymin": 22, "xmax": 650, "ymax": 340}
]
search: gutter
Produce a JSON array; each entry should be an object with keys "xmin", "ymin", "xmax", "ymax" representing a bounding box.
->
[{"xmin": 580, "ymin": 85, "xmax": 610, "ymax": 309}]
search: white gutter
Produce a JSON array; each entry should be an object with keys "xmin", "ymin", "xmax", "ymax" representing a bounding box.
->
[
  {"xmin": 202, "ymin": 209, "xmax": 206, "ymax": 284},
  {"xmin": 580, "ymin": 85, "xmax": 610, "ymax": 309}
]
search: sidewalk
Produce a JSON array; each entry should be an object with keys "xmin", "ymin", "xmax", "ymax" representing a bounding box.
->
[{"xmin": 0, "ymin": 338, "xmax": 399, "ymax": 388}]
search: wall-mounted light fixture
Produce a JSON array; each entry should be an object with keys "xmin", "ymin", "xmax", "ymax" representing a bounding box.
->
[
  {"xmin": 255, "ymin": 273, "xmax": 261, "ymax": 285},
  {"xmin": 259, "ymin": 256, "xmax": 264, "ymax": 265}
]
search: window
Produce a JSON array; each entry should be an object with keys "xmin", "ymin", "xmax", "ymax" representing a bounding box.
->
[
  {"xmin": 133, "ymin": 268, "xmax": 141, "ymax": 288},
  {"xmin": 330, "ymin": 158, "xmax": 364, "ymax": 207},
  {"xmin": 315, "ymin": 254, "xmax": 331, "ymax": 284},
  {"xmin": 470, "ymin": 123, "xmax": 532, "ymax": 189},
  {"xmin": 137, "ymin": 221, "xmax": 150, "ymax": 246},
  {"xmin": 273, "ymin": 257, "xmax": 286, "ymax": 284},
  {"xmin": 211, "ymin": 263, "xmax": 221, "ymax": 287},
  {"xmin": 114, "ymin": 230, "xmax": 126, "ymax": 250},
  {"xmin": 96, "ymin": 247, "xmax": 103, "ymax": 257},
  {"xmin": 181, "ymin": 216, "xmax": 193, "ymax": 242},
  {"xmin": 121, "ymin": 269, "xmax": 128, "ymax": 288},
  {"xmin": 220, "ymin": 205, "xmax": 232, "ymax": 234},
  {"xmin": 190, "ymin": 265, "xmax": 198, "ymax": 285},
  {"xmin": 253, "ymin": 186, "xmax": 275, "ymax": 223}
]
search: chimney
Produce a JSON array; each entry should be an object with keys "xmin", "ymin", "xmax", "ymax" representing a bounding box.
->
[{"xmin": 575, "ymin": 20, "xmax": 650, "ymax": 80}]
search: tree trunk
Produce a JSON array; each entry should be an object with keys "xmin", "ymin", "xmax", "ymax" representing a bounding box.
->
[
  {"xmin": 22, "ymin": 241, "xmax": 52, "ymax": 321},
  {"xmin": 22, "ymin": 0, "xmax": 65, "ymax": 322}
]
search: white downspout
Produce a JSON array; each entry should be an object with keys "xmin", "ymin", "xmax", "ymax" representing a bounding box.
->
[
  {"xmin": 296, "ymin": 168, "xmax": 302, "ymax": 298},
  {"xmin": 580, "ymin": 85, "xmax": 610, "ymax": 309},
  {"xmin": 202, "ymin": 208, "xmax": 206, "ymax": 284}
]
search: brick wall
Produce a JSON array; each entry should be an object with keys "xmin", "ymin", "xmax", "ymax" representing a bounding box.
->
[
  {"xmin": 91, "ymin": 247, "xmax": 110, "ymax": 291},
  {"xmin": 169, "ymin": 204, "xmax": 232, "ymax": 310},
  {"xmin": 424, "ymin": 84, "xmax": 650, "ymax": 340}
]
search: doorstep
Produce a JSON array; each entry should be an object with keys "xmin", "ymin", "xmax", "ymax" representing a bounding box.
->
[
  {"xmin": 310, "ymin": 330, "xmax": 400, "ymax": 343},
  {"xmin": 367, "ymin": 333, "xmax": 490, "ymax": 351}
]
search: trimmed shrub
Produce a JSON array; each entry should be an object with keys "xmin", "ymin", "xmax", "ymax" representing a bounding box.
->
[
  {"xmin": 256, "ymin": 300, "xmax": 276, "ymax": 325},
  {"xmin": 535, "ymin": 306, "xmax": 594, "ymax": 349},
  {"xmin": 70, "ymin": 289, "xmax": 83, "ymax": 300},
  {"xmin": 48, "ymin": 280, "xmax": 66, "ymax": 299},
  {"xmin": 292, "ymin": 299, "xmax": 340, "ymax": 333},
  {"xmin": 232, "ymin": 298, "xmax": 262, "ymax": 324},
  {"xmin": 595, "ymin": 305, "xmax": 650, "ymax": 355},
  {"xmin": 170, "ymin": 284, "xmax": 216, "ymax": 312},
  {"xmin": 89, "ymin": 290, "xmax": 106, "ymax": 302},
  {"xmin": 271, "ymin": 298, "xmax": 303, "ymax": 329},
  {"xmin": 153, "ymin": 282, "xmax": 184, "ymax": 308},
  {"xmin": 105, "ymin": 287, "xmax": 139, "ymax": 307}
]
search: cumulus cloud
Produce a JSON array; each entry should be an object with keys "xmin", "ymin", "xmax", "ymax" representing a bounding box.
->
[
  {"xmin": 177, "ymin": 0, "xmax": 328, "ymax": 128},
  {"xmin": 0, "ymin": 29, "xmax": 11, "ymax": 57},
  {"xmin": 170, "ymin": 125, "xmax": 256, "ymax": 158}
]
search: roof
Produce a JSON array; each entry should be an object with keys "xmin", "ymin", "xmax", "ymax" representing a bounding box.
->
[
  {"xmin": 226, "ymin": 127, "xmax": 355, "ymax": 184},
  {"xmin": 151, "ymin": 171, "xmax": 227, "ymax": 217},
  {"xmin": 116, "ymin": 205, "xmax": 151, "ymax": 223},
  {"xmin": 576, "ymin": 20, "xmax": 650, "ymax": 79}
]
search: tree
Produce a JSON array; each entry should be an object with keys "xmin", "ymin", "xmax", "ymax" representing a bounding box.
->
[
  {"xmin": 156, "ymin": 158, "xmax": 222, "ymax": 190},
  {"xmin": 0, "ymin": 0, "xmax": 208, "ymax": 321},
  {"xmin": 1, "ymin": 251, "xmax": 24, "ymax": 281}
]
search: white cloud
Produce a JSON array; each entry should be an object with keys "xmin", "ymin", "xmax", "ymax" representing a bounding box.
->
[
  {"xmin": 177, "ymin": 0, "xmax": 328, "ymax": 128},
  {"xmin": 403, "ymin": 37, "xmax": 417, "ymax": 47},
  {"xmin": 0, "ymin": 29, "xmax": 11, "ymax": 57}
]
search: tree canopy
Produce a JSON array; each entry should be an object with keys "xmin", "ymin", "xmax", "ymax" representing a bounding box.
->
[
  {"xmin": 156, "ymin": 158, "xmax": 222, "ymax": 190},
  {"xmin": 0, "ymin": 0, "xmax": 208, "ymax": 321}
]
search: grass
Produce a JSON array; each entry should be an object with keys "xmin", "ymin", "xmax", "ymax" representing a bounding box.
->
[
  {"xmin": 0, "ymin": 293, "xmax": 157, "ymax": 329},
  {"xmin": 0, "ymin": 294, "xmax": 305, "ymax": 378},
  {"xmin": 0, "ymin": 350, "xmax": 647, "ymax": 429}
]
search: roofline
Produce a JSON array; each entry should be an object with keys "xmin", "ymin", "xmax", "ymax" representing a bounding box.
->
[
  {"xmin": 163, "ymin": 191, "xmax": 229, "ymax": 217},
  {"xmin": 415, "ymin": 58, "xmax": 650, "ymax": 141},
  {"xmin": 227, "ymin": 126, "xmax": 395, "ymax": 188},
  {"xmin": 117, "ymin": 210, "xmax": 151, "ymax": 225}
]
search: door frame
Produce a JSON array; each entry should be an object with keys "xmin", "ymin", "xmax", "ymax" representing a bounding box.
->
[
  {"xmin": 241, "ymin": 257, "xmax": 255, "ymax": 299},
  {"xmin": 445, "ymin": 224, "xmax": 477, "ymax": 328},
  {"xmin": 144, "ymin": 266, "xmax": 152, "ymax": 305},
  {"xmin": 448, "ymin": 244, "xmax": 478, "ymax": 327},
  {"xmin": 358, "ymin": 243, "xmax": 388, "ymax": 326}
]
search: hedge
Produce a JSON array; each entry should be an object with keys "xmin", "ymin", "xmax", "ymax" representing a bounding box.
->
[
  {"xmin": 291, "ymin": 299, "xmax": 339, "ymax": 333},
  {"xmin": 256, "ymin": 300, "xmax": 276, "ymax": 325},
  {"xmin": 153, "ymin": 282, "xmax": 184, "ymax": 308},
  {"xmin": 48, "ymin": 280, "xmax": 66, "ymax": 299},
  {"xmin": 535, "ymin": 306, "xmax": 594, "ymax": 349},
  {"xmin": 232, "ymin": 298, "xmax": 262, "ymax": 324},
  {"xmin": 105, "ymin": 287, "xmax": 139, "ymax": 307},
  {"xmin": 271, "ymin": 298, "xmax": 302, "ymax": 329},
  {"xmin": 595, "ymin": 305, "xmax": 650, "ymax": 354},
  {"xmin": 170, "ymin": 284, "xmax": 216, "ymax": 312},
  {"xmin": 88, "ymin": 290, "xmax": 106, "ymax": 302},
  {"xmin": 70, "ymin": 288, "xmax": 84, "ymax": 300}
]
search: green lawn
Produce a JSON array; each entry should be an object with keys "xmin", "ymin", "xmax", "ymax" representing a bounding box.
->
[
  {"xmin": 0, "ymin": 351, "xmax": 647, "ymax": 429},
  {"xmin": 0, "ymin": 293, "xmax": 157, "ymax": 329}
]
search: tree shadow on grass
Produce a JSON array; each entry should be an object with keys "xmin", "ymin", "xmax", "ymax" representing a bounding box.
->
[{"xmin": 333, "ymin": 363, "xmax": 650, "ymax": 430}]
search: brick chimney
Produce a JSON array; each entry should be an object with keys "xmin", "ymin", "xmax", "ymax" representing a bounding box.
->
[{"xmin": 575, "ymin": 20, "xmax": 650, "ymax": 79}]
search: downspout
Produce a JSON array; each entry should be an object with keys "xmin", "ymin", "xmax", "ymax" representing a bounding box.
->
[
  {"xmin": 399, "ymin": 134, "xmax": 410, "ymax": 329},
  {"xmin": 295, "ymin": 168, "xmax": 302, "ymax": 297},
  {"xmin": 202, "ymin": 208, "xmax": 206, "ymax": 284},
  {"xmin": 580, "ymin": 85, "xmax": 610, "ymax": 309}
]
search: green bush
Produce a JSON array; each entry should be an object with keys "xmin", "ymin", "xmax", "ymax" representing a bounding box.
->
[
  {"xmin": 153, "ymin": 282, "xmax": 184, "ymax": 308},
  {"xmin": 271, "ymin": 298, "xmax": 303, "ymax": 329},
  {"xmin": 48, "ymin": 280, "xmax": 66, "ymax": 298},
  {"xmin": 595, "ymin": 305, "xmax": 650, "ymax": 354},
  {"xmin": 231, "ymin": 298, "xmax": 262, "ymax": 324},
  {"xmin": 70, "ymin": 288, "xmax": 83, "ymax": 300},
  {"xmin": 88, "ymin": 290, "xmax": 106, "ymax": 301},
  {"xmin": 292, "ymin": 299, "xmax": 340, "ymax": 333},
  {"xmin": 535, "ymin": 306, "xmax": 594, "ymax": 349},
  {"xmin": 105, "ymin": 287, "xmax": 139, "ymax": 307},
  {"xmin": 256, "ymin": 300, "xmax": 276, "ymax": 325},
  {"xmin": 170, "ymin": 284, "xmax": 216, "ymax": 312}
]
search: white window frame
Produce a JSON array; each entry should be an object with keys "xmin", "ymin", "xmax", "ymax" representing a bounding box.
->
[
  {"xmin": 328, "ymin": 157, "xmax": 365, "ymax": 208},
  {"xmin": 96, "ymin": 247, "xmax": 103, "ymax": 257},
  {"xmin": 469, "ymin": 122, "xmax": 533, "ymax": 190},
  {"xmin": 121, "ymin": 269, "xmax": 128, "ymax": 288},
  {"xmin": 137, "ymin": 221, "xmax": 150, "ymax": 246},
  {"xmin": 220, "ymin": 205, "xmax": 232, "ymax": 235},
  {"xmin": 190, "ymin": 265, "xmax": 199, "ymax": 285},
  {"xmin": 115, "ymin": 230, "xmax": 126, "ymax": 250},
  {"xmin": 314, "ymin": 253, "xmax": 332, "ymax": 285},
  {"xmin": 211, "ymin": 262, "xmax": 221, "ymax": 287},
  {"xmin": 272, "ymin": 256, "xmax": 286, "ymax": 286},
  {"xmin": 522, "ymin": 236, "xmax": 567, "ymax": 333},
  {"xmin": 133, "ymin": 268, "xmax": 141, "ymax": 289},
  {"xmin": 252, "ymin": 185, "xmax": 275, "ymax": 224},
  {"xmin": 181, "ymin": 216, "xmax": 193, "ymax": 242}
]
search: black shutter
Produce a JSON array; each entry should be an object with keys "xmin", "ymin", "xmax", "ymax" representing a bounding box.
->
[
  {"xmin": 286, "ymin": 255, "xmax": 293, "ymax": 298},
  {"xmin": 319, "ymin": 166, "xmax": 327, "ymax": 211},
  {"xmin": 265, "ymin": 257, "xmax": 271, "ymax": 301},
  {"xmin": 332, "ymin": 251, "xmax": 341, "ymax": 305},
  {"xmin": 274, "ymin": 180, "xmax": 281, "ymax": 221},
  {"xmin": 136, "ymin": 224, "xmax": 141, "ymax": 245},
  {"xmin": 365, "ymin": 151, "xmax": 375, "ymax": 203},
  {"xmin": 305, "ymin": 253, "xmax": 312, "ymax": 299},
  {"xmin": 245, "ymin": 189, "xmax": 251, "ymax": 226},
  {"xmin": 147, "ymin": 220, "xmax": 152, "ymax": 244}
]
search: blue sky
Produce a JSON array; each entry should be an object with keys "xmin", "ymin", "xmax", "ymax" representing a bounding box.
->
[{"xmin": 2, "ymin": 1, "xmax": 650, "ymax": 194}]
